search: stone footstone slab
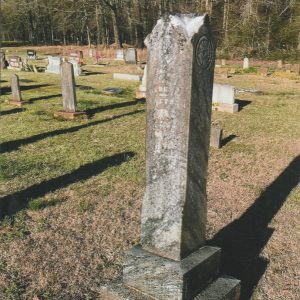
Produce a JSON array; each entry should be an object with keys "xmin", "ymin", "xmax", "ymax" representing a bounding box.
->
[{"xmin": 123, "ymin": 245, "xmax": 221, "ymax": 300}]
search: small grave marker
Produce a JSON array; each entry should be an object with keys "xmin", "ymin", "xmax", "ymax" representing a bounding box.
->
[
  {"xmin": 9, "ymin": 74, "xmax": 24, "ymax": 106},
  {"xmin": 243, "ymin": 57, "xmax": 249, "ymax": 69},
  {"xmin": 45, "ymin": 56, "xmax": 62, "ymax": 74},
  {"xmin": 113, "ymin": 73, "xmax": 141, "ymax": 81},
  {"xmin": 210, "ymin": 126, "xmax": 223, "ymax": 149},
  {"xmin": 124, "ymin": 48, "xmax": 137, "ymax": 64},
  {"xmin": 212, "ymin": 83, "xmax": 238, "ymax": 113},
  {"xmin": 54, "ymin": 62, "xmax": 86, "ymax": 120},
  {"xmin": 135, "ymin": 65, "xmax": 147, "ymax": 99},
  {"xmin": 277, "ymin": 60, "xmax": 283, "ymax": 69},
  {"xmin": 115, "ymin": 49, "xmax": 124, "ymax": 60},
  {"xmin": 27, "ymin": 49, "xmax": 37, "ymax": 60},
  {"xmin": 7, "ymin": 56, "xmax": 23, "ymax": 71}
]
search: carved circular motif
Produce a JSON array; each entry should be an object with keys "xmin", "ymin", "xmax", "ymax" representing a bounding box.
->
[{"xmin": 196, "ymin": 36, "xmax": 214, "ymax": 69}]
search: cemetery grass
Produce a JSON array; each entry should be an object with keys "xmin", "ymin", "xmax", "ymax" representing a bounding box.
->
[{"xmin": 0, "ymin": 67, "xmax": 299, "ymax": 299}]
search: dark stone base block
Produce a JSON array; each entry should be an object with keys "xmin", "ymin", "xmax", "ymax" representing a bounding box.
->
[
  {"xmin": 53, "ymin": 110, "xmax": 87, "ymax": 120},
  {"xmin": 9, "ymin": 100, "xmax": 24, "ymax": 107},
  {"xmin": 101, "ymin": 276, "xmax": 240, "ymax": 300},
  {"xmin": 101, "ymin": 246, "xmax": 240, "ymax": 300}
]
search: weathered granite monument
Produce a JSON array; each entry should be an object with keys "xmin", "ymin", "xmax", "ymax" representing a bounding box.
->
[
  {"xmin": 45, "ymin": 56, "xmax": 62, "ymax": 74},
  {"xmin": 102, "ymin": 13, "xmax": 240, "ymax": 300},
  {"xmin": 9, "ymin": 74, "xmax": 24, "ymax": 106},
  {"xmin": 54, "ymin": 62, "xmax": 86, "ymax": 120},
  {"xmin": 124, "ymin": 48, "xmax": 137, "ymax": 64}
]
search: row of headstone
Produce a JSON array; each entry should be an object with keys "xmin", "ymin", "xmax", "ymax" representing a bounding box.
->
[{"xmin": 102, "ymin": 13, "xmax": 240, "ymax": 300}]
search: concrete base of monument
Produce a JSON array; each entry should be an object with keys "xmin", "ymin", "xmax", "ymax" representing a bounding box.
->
[
  {"xmin": 9, "ymin": 100, "xmax": 24, "ymax": 107},
  {"xmin": 101, "ymin": 245, "xmax": 240, "ymax": 300},
  {"xmin": 213, "ymin": 103, "xmax": 239, "ymax": 113},
  {"xmin": 53, "ymin": 110, "xmax": 87, "ymax": 120}
]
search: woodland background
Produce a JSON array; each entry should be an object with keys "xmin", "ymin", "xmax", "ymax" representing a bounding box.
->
[{"xmin": 0, "ymin": 0, "xmax": 300, "ymax": 59}]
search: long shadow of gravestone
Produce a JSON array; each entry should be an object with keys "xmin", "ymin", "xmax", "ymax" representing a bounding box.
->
[
  {"xmin": 208, "ymin": 155, "xmax": 300, "ymax": 299},
  {"xmin": 0, "ymin": 109, "xmax": 144, "ymax": 153},
  {"xmin": 0, "ymin": 151, "xmax": 135, "ymax": 220}
]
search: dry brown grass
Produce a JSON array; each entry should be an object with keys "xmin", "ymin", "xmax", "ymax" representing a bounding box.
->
[{"xmin": 0, "ymin": 60, "xmax": 299, "ymax": 299}]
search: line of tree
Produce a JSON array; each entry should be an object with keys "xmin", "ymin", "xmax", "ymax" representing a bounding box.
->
[{"xmin": 1, "ymin": 0, "xmax": 299, "ymax": 57}]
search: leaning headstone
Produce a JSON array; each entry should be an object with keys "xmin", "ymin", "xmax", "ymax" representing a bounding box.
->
[
  {"xmin": 7, "ymin": 56, "xmax": 23, "ymax": 71},
  {"xmin": 212, "ymin": 83, "xmax": 238, "ymax": 113},
  {"xmin": 0, "ymin": 52, "xmax": 7, "ymax": 69},
  {"xmin": 210, "ymin": 126, "xmax": 223, "ymax": 149},
  {"xmin": 45, "ymin": 56, "xmax": 62, "ymax": 74},
  {"xmin": 243, "ymin": 57, "xmax": 249, "ymax": 69},
  {"xmin": 9, "ymin": 74, "xmax": 24, "ymax": 106},
  {"xmin": 135, "ymin": 65, "xmax": 147, "ymax": 99},
  {"xmin": 115, "ymin": 49, "xmax": 124, "ymax": 61},
  {"xmin": 102, "ymin": 13, "xmax": 240, "ymax": 300},
  {"xmin": 124, "ymin": 48, "xmax": 137, "ymax": 64},
  {"xmin": 54, "ymin": 62, "xmax": 86, "ymax": 120},
  {"xmin": 27, "ymin": 49, "xmax": 37, "ymax": 60}
]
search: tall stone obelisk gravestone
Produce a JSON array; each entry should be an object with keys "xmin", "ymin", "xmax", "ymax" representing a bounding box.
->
[
  {"xmin": 102, "ymin": 14, "xmax": 240, "ymax": 300},
  {"xmin": 54, "ymin": 62, "xmax": 86, "ymax": 120},
  {"xmin": 9, "ymin": 74, "xmax": 24, "ymax": 106}
]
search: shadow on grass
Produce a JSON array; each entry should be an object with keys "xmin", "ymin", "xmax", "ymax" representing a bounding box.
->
[
  {"xmin": 222, "ymin": 134, "xmax": 237, "ymax": 147},
  {"xmin": 0, "ymin": 84, "xmax": 52, "ymax": 96},
  {"xmin": 86, "ymin": 98, "xmax": 145, "ymax": 118},
  {"xmin": 0, "ymin": 109, "xmax": 144, "ymax": 153},
  {"xmin": 208, "ymin": 155, "xmax": 300, "ymax": 299},
  {"xmin": 236, "ymin": 99, "xmax": 252, "ymax": 111},
  {"xmin": 28, "ymin": 93, "xmax": 62, "ymax": 103},
  {"xmin": 0, "ymin": 108, "xmax": 26, "ymax": 116},
  {"xmin": 0, "ymin": 151, "xmax": 135, "ymax": 220},
  {"xmin": 83, "ymin": 71, "xmax": 105, "ymax": 76}
]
